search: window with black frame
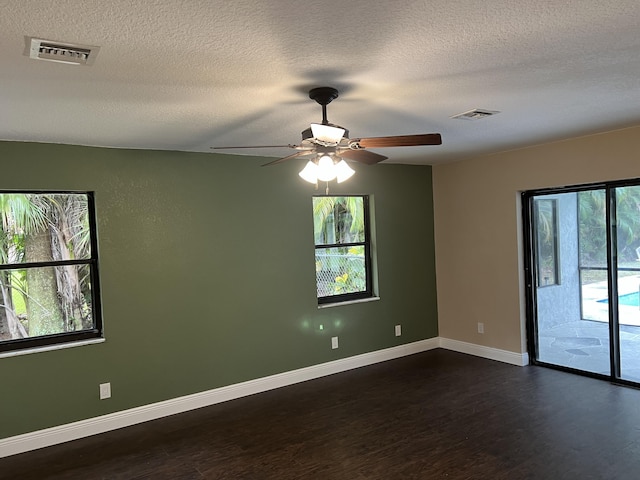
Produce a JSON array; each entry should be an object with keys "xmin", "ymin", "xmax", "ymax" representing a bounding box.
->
[
  {"xmin": 312, "ymin": 195, "xmax": 372, "ymax": 304},
  {"xmin": 533, "ymin": 198, "xmax": 560, "ymax": 286},
  {"xmin": 0, "ymin": 192, "xmax": 102, "ymax": 353}
]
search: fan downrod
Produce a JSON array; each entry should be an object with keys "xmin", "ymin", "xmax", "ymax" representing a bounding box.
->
[{"xmin": 309, "ymin": 87, "xmax": 339, "ymax": 106}]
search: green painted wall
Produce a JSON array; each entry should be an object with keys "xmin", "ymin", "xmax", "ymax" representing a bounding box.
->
[{"xmin": 0, "ymin": 141, "xmax": 438, "ymax": 439}]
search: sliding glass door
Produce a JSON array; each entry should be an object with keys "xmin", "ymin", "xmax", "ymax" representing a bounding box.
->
[
  {"xmin": 615, "ymin": 185, "xmax": 640, "ymax": 383},
  {"xmin": 525, "ymin": 180, "xmax": 640, "ymax": 386}
]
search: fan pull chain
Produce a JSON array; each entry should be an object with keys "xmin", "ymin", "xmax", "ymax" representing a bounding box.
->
[{"xmin": 325, "ymin": 182, "xmax": 330, "ymax": 195}]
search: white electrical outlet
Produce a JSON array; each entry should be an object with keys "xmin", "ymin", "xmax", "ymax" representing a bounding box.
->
[
  {"xmin": 478, "ymin": 322, "xmax": 484, "ymax": 334},
  {"xmin": 331, "ymin": 336, "xmax": 339, "ymax": 349},
  {"xmin": 395, "ymin": 325, "xmax": 402, "ymax": 336},
  {"xmin": 99, "ymin": 382, "xmax": 111, "ymax": 400}
]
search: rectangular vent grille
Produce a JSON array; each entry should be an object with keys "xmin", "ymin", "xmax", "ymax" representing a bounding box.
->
[
  {"xmin": 27, "ymin": 37, "xmax": 100, "ymax": 65},
  {"xmin": 451, "ymin": 109, "xmax": 500, "ymax": 120}
]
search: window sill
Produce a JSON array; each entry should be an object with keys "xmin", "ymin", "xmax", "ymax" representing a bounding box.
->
[
  {"xmin": 0, "ymin": 337, "xmax": 105, "ymax": 359},
  {"xmin": 318, "ymin": 296, "xmax": 381, "ymax": 309}
]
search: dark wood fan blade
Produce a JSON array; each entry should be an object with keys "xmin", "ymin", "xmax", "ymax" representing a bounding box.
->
[
  {"xmin": 340, "ymin": 149, "xmax": 388, "ymax": 165},
  {"xmin": 211, "ymin": 144, "xmax": 298, "ymax": 150},
  {"xmin": 352, "ymin": 133, "xmax": 442, "ymax": 148},
  {"xmin": 262, "ymin": 151, "xmax": 311, "ymax": 167}
]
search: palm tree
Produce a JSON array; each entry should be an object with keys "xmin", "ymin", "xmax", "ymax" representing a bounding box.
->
[
  {"xmin": 0, "ymin": 193, "xmax": 92, "ymax": 340},
  {"xmin": 0, "ymin": 194, "xmax": 46, "ymax": 339},
  {"xmin": 614, "ymin": 186, "xmax": 640, "ymax": 262},
  {"xmin": 312, "ymin": 196, "xmax": 364, "ymax": 243},
  {"xmin": 312, "ymin": 196, "xmax": 367, "ymax": 295},
  {"xmin": 578, "ymin": 190, "xmax": 607, "ymax": 266},
  {"xmin": 38, "ymin": 194, "xmax": 92, "ymax": 331},
  {"xmin": 578, "ymin": 187, "xmax": 640, "ymax": 265}
]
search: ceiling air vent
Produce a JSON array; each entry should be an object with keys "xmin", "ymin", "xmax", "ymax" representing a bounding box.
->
[
  {"xmin": 451, "ymin": 109, "xmax": 500, "ymax": 120},
  {"xmin": 26, "ymin": 37, "xmax": 100, "ymax": 65}
]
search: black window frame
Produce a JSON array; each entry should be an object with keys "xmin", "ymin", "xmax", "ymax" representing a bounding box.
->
[
  {"xmin": 533, "ymin": 197, "xmax": 561, "ymax": 287},
  {"xmin": 0, "ymin": 190, "xmax": 103, "ymax": 354},
  {"xmin": 313, "ymin": 194, "xmax": 373, "ymax": 305}
]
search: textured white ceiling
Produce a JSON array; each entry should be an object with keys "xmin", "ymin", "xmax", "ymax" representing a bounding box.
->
[{"xmin": 1, "ymin": 0, "xmax": 640, "ymax": 164}]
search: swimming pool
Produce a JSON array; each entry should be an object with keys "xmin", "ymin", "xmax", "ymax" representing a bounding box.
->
[{"xmin": 598, "ymin": 292, "xmax": 640, "ymax": 307}]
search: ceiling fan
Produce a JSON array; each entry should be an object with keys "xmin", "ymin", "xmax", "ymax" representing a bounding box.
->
[{"xmin": 211, "ymin": 87, "xmax": 442, "ymax": 185}]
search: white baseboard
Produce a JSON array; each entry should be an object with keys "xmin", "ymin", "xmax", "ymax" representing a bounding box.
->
[
  {"xmin": 0, "ymin": 337, "xmax": 439, "ymax": 458},
  {"xmin": 439, "ymin": 337, "xmax": 530, "ymax": 366},
  {"xmin": 1, "ymin": 337, "xmax": 528, "ymax": 459}
]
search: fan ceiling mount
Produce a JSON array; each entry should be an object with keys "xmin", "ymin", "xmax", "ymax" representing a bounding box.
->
[{"xmin": 212, "ymin": 87, "xmax": 442, "ymax": 183}]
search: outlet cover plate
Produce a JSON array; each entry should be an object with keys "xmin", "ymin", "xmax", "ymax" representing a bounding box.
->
[{"xmin": 99, "ymin": 382, "xmax": 111, "ymax": 399}]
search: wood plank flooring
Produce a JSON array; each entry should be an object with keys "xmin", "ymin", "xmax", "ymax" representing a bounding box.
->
[{"xmin": 2, "ymin": 349, "xmax": 640, "ymax": 479}]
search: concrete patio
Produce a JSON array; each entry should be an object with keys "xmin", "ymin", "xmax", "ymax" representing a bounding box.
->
[{"xmin": 537, "ymin": 275, "xmax": 640, "ymax": 383}]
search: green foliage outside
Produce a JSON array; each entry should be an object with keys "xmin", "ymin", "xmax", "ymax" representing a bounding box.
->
[
  {"xmin": 330, "ymin": 246, "xmax": 366, "ymax": 294},
  {"xmin": 535, "ymin": 199, "xmax": 558, "ymax": 285},
  {"xmin": 10, "ymin": 271, "xmax": 27, "ymax": 315},
  {"xmin": 578, "ymin": 190, "xmax": 607, "ymax": 266},
  {"xmin": 313, "ymin": 196, "xmax": 367, "ymax": 296},
  {"xmin": 0, "ymin": 193, "xmax": 93, "ymax": 341},
  {"xmin": 579, "ymin": 187, "xmax": 640, "ymax": 266}
]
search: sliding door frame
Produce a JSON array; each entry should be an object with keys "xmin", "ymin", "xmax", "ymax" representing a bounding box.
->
[{"xmin": 523, "ymin": 177, "xmax": 640, "ymax": 387}]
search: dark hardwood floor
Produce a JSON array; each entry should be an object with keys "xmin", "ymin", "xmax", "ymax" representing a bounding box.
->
[{"xmin": 2, "ymin": 349, "xmax": 640, "ymax": 479}]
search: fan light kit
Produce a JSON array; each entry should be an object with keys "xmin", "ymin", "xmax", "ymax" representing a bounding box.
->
[
  {"xmin": 299, "ymin": 156, "xmax": 355, "ymax": 184},
  {"xmin": 212, "ymin": 87, "xmax": 442, "ymax": 192}
]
